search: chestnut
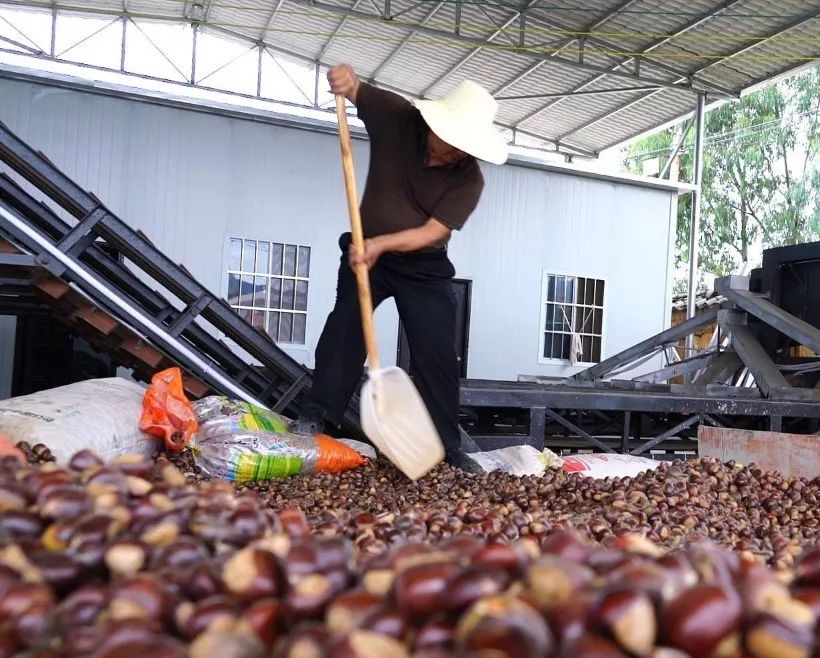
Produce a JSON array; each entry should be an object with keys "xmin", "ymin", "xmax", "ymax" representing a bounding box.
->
[
  {"xmin": 68, "ymin": 450, "xmax": 104, "ymax": 472},
  {"xmin": 442, "ymin": 566, "xmax": 510, "ymax": 611},
  {"xmin": 456, "ymin": 594, "xmax": 554, "ymax": 658},
  {"xmin": 184, "ymin": 563, "xmax": 223, "ymax": 601},
  {"xmin": 360, "ymin": 608, "xmax": 412, "ymax": 641},
  {"xmin": 413, "ymin": 618, "xmax": 456, "ymax": 652},
  {"xmin": 661, "ymin": 584, "xmax": 742, "ymax": 658},
  {"xmin": 274, "ymin": 623, "xmax": 330, "ymax": 658},
  {"xmin": 244, "ymin": 598, "xmax": 281, "ymax": 650},
  {"xmin": 188, "ymin": 623, "xmax": 266, "ymax": 658},
  {"xmin": 590, "ymin": 588, "xmax": 656, "ymax": 656},
  {"xmin": 745, "ymin": 610, "xmax": 814, "ymax": 658},
  {"xmin": 326, "ymin": 590, "xmax": 384, "ymax": 636},
  {"xmin": 177, "ymin": 595, "xmax": 239, "ymax": 639},
  {"xmin": 108, "ymin": 574, "xmax": 173, "ymax": 622},
  {"xmin": 392, "ymin": 562, "xmax": 461, "ymax": 616},
  {"xmin": 105, "ymin": 541, "xmax": 147, "ymax": 577},
  {"xmin": 570, "ymin": 634, "xmax": 630, "ymax": 658},
  {"xmin": 222, "ymin": 547, "xmax": 281, "ymax": 601},
  {"xmin": 327, "ymin": 629, "xmax": 409, "ymax": 658},
  {"xmin": 286, "ymin": 573, "xmax": 335, "ymax": 619},
  {"xmin": 795, "ymin": 548, "xmax": 820, "ymax": 587},
  {"xmin": 279, "ymin": 507, "xmax": 311, "ymax": 539},
  {"xmin": 0, "ymin": 510, "xmax": 44, "ymax": 539},
  {"xmin": 526, "ymin": 555, "xmax": 594, "ymax": 611},
  {"xmin": 0, "ymin": 583, "xmax": 54, "ymax": 622}
]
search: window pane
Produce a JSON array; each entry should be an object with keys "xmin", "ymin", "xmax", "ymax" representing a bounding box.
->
[
  {"xmin": 593, "ymin": 308, "xmax": 603, "ymax": 335},
  {"xmin": 555, "ymin": 276, "xmax": 566, "ymax": 302},
  {"xmin": 251, "ymin": 310, "xmax": 265, "ymax": 330},
  {"xmin": 544, "ymin": 304, "xmax": 555, "ymax": 330},
  {"xmin": 280, "ymin": 313, "xmax": 293, "ymax": 342},
  {"xmin": 284, "ymin": 245, "xmax": 297, "ymax": 277},
  {"xmin": 240, "ymin": 275, "xmax": 254, "ymax": 306},
  {"xmin": 592, "ymin": 337, "xmax": 602, "ymax": 363},
  {"xmin": 585, "ymin": 279, "xmax": 595, "ymax": 305},
  {"xmin": 297, "ymin": 246, "xmax": 311, "ymax": 277},
  {"xmin": 565, "ymin": 276, "xmax": 575, "ymax": 304},
  {"xmin": 595, "ymin": 280, "xmax": 605, "ymax": 306},
  {"xmin": 238, "ymin": 307, "xmax": 252, "ymax": 323},
  {"xmin": 229, "ymin": 238, "xmax": 242, "ymax": 270},
  {"xmin": 560, "ymin": 334, "xmax": 571, "ymax": 360},
  {"xmin": 267, "ymin": 311, "xmax": 280, "ymax": 339},
  {"xmin": 293, "ymin": 314, "xmax": 307, "ymax": 344},
  {"xmin": 295, "ymin": 280, "xmax": 309, "ymax": 311},
  {"xmin": 242, "ymin": 240, "xmax": 256, "ymax": 272},
  {"xmin": 577, "ymin": 278, "xmax": 586, "ymax": 304},
  {"xmin": 546, "ymin": 275, "xmax": 556, "ymax": 302},
  {"xmin": 282, "ymin": 279, "xmax": 295, "ymax": 310},
  {"xmin": 257, "ymin": 242, "xmax": 271, "ymax": 275},
  {"xmin": 269, "ymin": 278, "xmax": 282, "ymax": 309},
  {"xmin": 272, "ymin": 243, "xmax": 284, "ymax": 275},
  {"xmin": 582, "ymin": 335, "xmax": 592, "ymax": 361},
  {"xmin": 254, "ymin": 276, "xmax": 269, "ymax": 308},
  {"xmin": 227, "ymin": 273, "xmax": 241, "ymax": 305},
  {"xmin": 543, "ymin": 332, "xmax": 554, "ymax": 359},
  {"xmin": 557, "ymin": 304, "xmax": 572, "ymax": 332},
  {"xmin": 573, "ymin": 307, "xmax": 583, "ymax": 333}
]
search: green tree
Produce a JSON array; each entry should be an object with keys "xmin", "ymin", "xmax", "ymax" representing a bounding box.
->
[{"xmin": 623, "ymin": 67, "xmax": 820, "ymax": 293}]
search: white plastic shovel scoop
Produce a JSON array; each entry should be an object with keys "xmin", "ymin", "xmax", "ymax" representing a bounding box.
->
[{"xmin": 334, "ymin": 94, "xmax": 445, "ymax": 481}]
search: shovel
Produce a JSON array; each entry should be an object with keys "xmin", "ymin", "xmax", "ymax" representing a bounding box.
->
[{"xmin": 334, "ymin": 94, "xmax": 445, "ymax": 481}]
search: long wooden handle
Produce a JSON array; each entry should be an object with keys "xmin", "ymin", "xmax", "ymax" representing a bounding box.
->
[{"xmin": 335, "ymin": 94, "xmax": 380, "ymax": 371}]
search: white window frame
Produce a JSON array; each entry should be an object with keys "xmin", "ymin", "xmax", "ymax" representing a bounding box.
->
[
  {"xmin": 538, "ymin": 270, "xmax": 607, "ymax": 366},
  {"xmin": 222, "ymin": 235, "xmax": 311, "ymax": 346}
]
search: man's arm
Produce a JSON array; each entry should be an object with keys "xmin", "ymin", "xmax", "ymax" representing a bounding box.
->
[{"xmin": 350, "ymin": 219, "xmax": 451, "ymax": 269}]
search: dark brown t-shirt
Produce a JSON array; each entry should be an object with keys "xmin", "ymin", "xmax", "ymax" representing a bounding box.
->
[{"xmin": 355, "ymin": 82, "xmax": 484, "ymax": 240}]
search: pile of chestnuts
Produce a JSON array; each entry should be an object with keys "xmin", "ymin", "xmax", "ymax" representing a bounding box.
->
[{"xmin": 0, "ymin": 448, "xmax": 819, "ymax": 657}]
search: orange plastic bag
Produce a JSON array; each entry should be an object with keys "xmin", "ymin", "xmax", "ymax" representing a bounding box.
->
[{"xmin": 139, "ymin": 367, "xmax": 198, "ymax": 453}]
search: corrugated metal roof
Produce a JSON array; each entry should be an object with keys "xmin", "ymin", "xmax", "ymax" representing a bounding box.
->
[{"xmin": 5, "ymin": 0, "xmax": 818, "ymax": 156}]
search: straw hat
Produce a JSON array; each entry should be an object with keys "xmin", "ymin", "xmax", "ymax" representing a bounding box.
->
[{"xmin": 414, "ymin": 80, "xmax": 509, "ymax": 165}]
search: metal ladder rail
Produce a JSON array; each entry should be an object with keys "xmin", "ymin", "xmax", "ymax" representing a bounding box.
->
[{"xmin": 0, "ymin": 172, "xmax": 352, "ymax": 427}]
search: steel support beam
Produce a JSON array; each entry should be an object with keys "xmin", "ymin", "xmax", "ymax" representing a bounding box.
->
[
  {"xmin": 629, "ymin": 414, "xmax": 702, "ymax": 455},
  {"xmin": 556, "ymin": 9, "xmax": 820, "ymax": 146},
  {"xmin": 693, "ymin": 350, "xmax": 741, "ymax": 385},
  {"xmin": 258, "ymin": 0, "xmax": 286, "ymax": 39},
  {"xmin": 279, "ymin": 0, "xmax": 696, "ymax": 96},
  {"xmin": 512, "ymin": 0, "xmax": 745, "ymax": 131},
  {"xmin": 315, "ymin": 0, "xmax": 366, "ymax": 62},
  {"xmin": 420, "ymin": 0, "xmax": 541, "ymax": 97},
  {"xmin": 684, "ymin": 93, "xmax": 707, "ymax": 367},
  {"xmin": 544, "ymin": 408, "xmax": 616, "ymax": 453},
  {"xmin": 0, "ymin": 32, "xmax": 40, "ymax": 54},
  {"xmin": 572, "ymin": 307, "xmax": 720, "ymax": 381},
  {"xmin": 724, "ymin": 288, "xmax": 820, "ymax": 356},
  {"xmin": 368, "ymin": 1, "xmax": 446, "ymax": 81},
  {"xmin": 659, "ymin": 118, "xmax": 693, "ymax": 179},
  {"xmin": 497, "ymin": 85, "xmax": 661, "ymax": 101},
  {"xmin": 728, "ymin": 323, "xmax": 790, "ymax": 398},
  {"xmin": 633, "ymin": 351, "xmax": 716, "ymax": 384}
]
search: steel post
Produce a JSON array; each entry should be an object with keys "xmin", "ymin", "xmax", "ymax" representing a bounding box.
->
[{"xmin": 685, "ymin": 93, "xmax": 707, "ymax": 368}]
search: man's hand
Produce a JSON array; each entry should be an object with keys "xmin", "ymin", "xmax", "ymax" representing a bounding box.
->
[
  {"xmin": 348, "ymin": 238, "xmax": 383, "ymax": 270},
  {"xmin": 328, "ymin": 64, "xmax": 361, "ymax": 103}
]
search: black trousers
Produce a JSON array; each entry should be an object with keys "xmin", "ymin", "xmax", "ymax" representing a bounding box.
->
[{"xmin": 303, "ymin": 232, "xmax": 461, "ymax": 455}]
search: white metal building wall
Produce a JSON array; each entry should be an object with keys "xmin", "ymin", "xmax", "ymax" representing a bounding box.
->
[{"xmin": 0, "ymin": 75, "xmax": 676, "ymax": 386}]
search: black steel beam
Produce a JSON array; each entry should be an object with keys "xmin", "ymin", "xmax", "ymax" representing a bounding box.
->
[
  {"xmin": 629, "ymin": 414, "xmax": 703, "ymax": 456},
  {"xmin": 544, "ymin": 408, "xmax": 616, "ymax": 453},
  {"xmin": 633, "ymin": 351, "xmax": 716, "ymax": 383},
  {"xmin": 725, "ymin": 288, "xmax": 820, "ymax": 356},
  {"xmin": 727, "ymin": 323, "xmax": 790, "ymax": 397},
  {"xmin": 572, "ymin": 308, "xmax": 720, "ymax": 381},
  {"xmin": 459, "ymin": 380, "xmax": 820, "ymax": 417},
  {"xmin": 693, "ymin": 350, "xmax": 741, "ymax": 385}
]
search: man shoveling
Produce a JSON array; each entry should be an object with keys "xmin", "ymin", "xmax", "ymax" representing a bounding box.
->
[{"xmin": 293, "ymin": 64, "xmax": 508, "ymax": 474}]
